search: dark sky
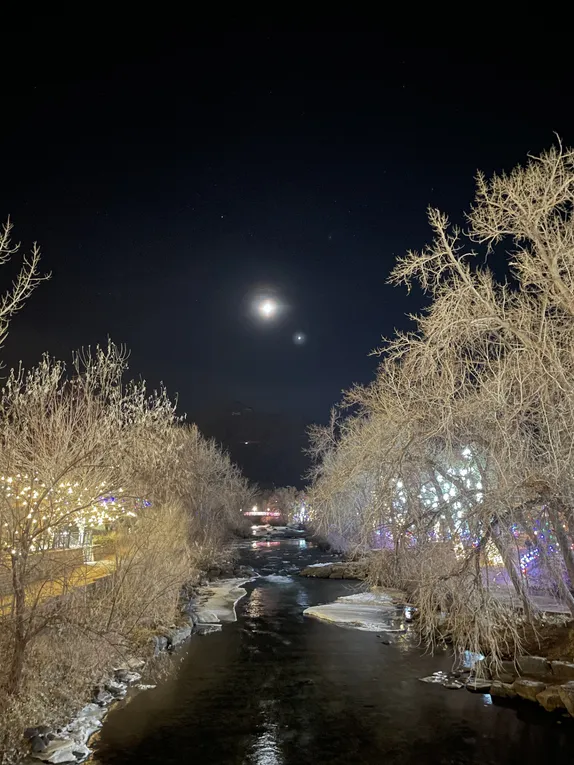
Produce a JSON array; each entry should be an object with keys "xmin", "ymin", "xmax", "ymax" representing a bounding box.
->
[{"xmin": 1, "ymin": 31, "xmax": 572, "ymax": 486}]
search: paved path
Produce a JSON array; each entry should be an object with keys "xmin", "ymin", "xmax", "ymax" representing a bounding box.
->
[{"xmin": 0, "ymin": 556, "xmax": 115, "ymax": 616}]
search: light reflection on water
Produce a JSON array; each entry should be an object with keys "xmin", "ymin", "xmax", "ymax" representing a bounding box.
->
[
  {"xmin": 94, "ymin": 539, "xmax": 574, "ymax": 765},
  {"xmin": 250, "ymin": 701, "xmax": 283, "ymax": 765}
]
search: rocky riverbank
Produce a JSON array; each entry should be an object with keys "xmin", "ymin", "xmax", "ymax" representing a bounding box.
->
[
  {"xmin": 300, "ymin": 559, "xmax": 574, "ymax": 719},
  {"xmin": 299, "ymin": 561, "xmax": 369, "ymax": 580},
  {"xmin": 20, "ymin": 562, "xmax": 256, "ymax": 764}
]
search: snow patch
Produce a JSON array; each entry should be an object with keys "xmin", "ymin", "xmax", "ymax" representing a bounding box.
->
[
  {"xmin": 262, "ymin": 575, "xmax": 293, "ymax": 584},
  {"xmin": 303, "ymin": 590, "xmax": 404, "ymax": 632},
  {"xmin": 197, "ymin": 578, "xmax": 251, "ymax": 623},
  {"xmin": 305, "ymin": 562, "xmax": 335, "ymax": 568}
]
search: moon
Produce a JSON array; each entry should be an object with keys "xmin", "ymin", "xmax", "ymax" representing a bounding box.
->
[
  {"xmin": 259, "ymin": 299, "xmax": 277, "ymax": 318},
  {"xmin": 254, "ymin": 296, "xmax": 281, "ymax": 320}
]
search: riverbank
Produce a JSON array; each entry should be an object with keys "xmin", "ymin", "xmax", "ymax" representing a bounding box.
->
[
  {"xmin": 299, "ymin": 559, "xmax": 574, "ymax": 718},
  {"xmin": 91, "ymin": 538, "xmax": 574, "ymax": 764},
  {"xmin": 17, "ymin": 558, "xmax": 256, "ymax": 764}
]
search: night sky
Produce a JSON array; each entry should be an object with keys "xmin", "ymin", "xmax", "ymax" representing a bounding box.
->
[{"xmin": 1, "ymin": 33, "xmax": 572, "ymax": 486}]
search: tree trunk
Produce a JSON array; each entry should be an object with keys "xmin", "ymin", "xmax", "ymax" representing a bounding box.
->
[
  {"xmin": 547, "ymin": 503, "xmax": 574, "ymax": 587},
  {"xmin": 8, "ymin": 553, "xmax": 28, "ymax": 694},
  {"xmin": 491, "ymin": 528, "xmax": 537, "ymax": 622}
]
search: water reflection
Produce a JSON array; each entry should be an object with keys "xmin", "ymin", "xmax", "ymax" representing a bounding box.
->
[
  {"xmin": 95, "ymin": 540, "xmax": 574, "ymax": 765},
  {"xmin": 250, "ymin": 701, "xmax": 283, "ymax": 765}
]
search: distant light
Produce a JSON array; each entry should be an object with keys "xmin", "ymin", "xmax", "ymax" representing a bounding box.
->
[
  {"xmin": 252, "ymin": 505, "xmax": 258, "ymax": 512},
  {"xmin": 293, "ymin": 332, "xmax": 306, "ymax": 345},
  {"xmin": 244, "ymin": 441, "xmax": 249, "ymax": 445}
]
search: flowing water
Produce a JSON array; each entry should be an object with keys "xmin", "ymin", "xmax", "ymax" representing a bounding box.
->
[{"xmin": 95, "ymin": 539, "xmax": 574, "ymax": 764}]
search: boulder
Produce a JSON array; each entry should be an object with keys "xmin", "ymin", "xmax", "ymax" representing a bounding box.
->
[
  {"xmin": 492, "ymin": 671, "xmax": 515, "ymax": 684},
  {"xmin": 194, "ymin": 624, "xmax": 222, "ymax": 635},
  {"xmin": 76, "ymin": 704, "xmax": 106, "ymax": 721},
  {"xmin": 299, "ymin": 562, "xmax": 367, "ymax": 580},
  {"xmin": 104, "ymin": 679, "xmax": 127, "ymax": 697},
  {"xmin": 516, "ymin": 655, "xmax": 552, "ymax": 680},
  {"xmin": 499, "ymin": 660, "xmax": 518, "ymax": 677},
  {"xmin": 536, "ymin": 686, "xmax": 566, "ymax": 712},
  {"xmin": 513, "ymin": 678, "xmax": 546, "ymax": 702},
  {"xmin": 551, "ymin": 661, "xmax": 574, "ymax": 682},
  {"xmin": 31, "ymin": 738, "xmax": 79, "ymax": 763},
  {"xmin": 93, "ymin": 687, "xmax": 114, "ymax": 706},
  {"xmin": 65, "ymin": 717, "xmax": 101, "ymax": 746},
  {"xmin": 114, "ymin": 669, "xmax": 141, "ymax": 684},
  {"xmin": 167, "ymin": 624, "xmax": 192, "ymax": 647},
  {"xmin": 558, "ymin": 681, "xmax": 574, "ymax": 716},
  {"xmin": 152, "ymin": 635, "xmax": 169, "ymax": 655},
  {"xmin": 25, "ymin": 726, "xmax": 51, "ymax": 741},
  {"xmin": 465, "ymin": 678, "xmax": 492, "ymax": 693},
  {"xmin": 30, "ymin": 735, "xmax": 48, "ymax": 753},
  {"xmin": 490, "ymin": 681, "xmax": 517, "ymax": 699}
]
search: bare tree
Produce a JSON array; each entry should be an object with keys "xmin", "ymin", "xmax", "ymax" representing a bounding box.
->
[
  {"xmin": 309, "ymin": 142, "xmax": 574, "ymax": 660},
  {"xmin": 0, "ymin": 218, "xmax": 48, "ymax": 350}
]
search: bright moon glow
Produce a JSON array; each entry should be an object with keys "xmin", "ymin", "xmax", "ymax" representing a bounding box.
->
[{"xmin": 258, "ymin": 299, "xmax": 278, "ymax": 318}]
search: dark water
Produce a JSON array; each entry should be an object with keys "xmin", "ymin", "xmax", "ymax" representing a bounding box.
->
[{"xmin": 96, "ymin": 539, "xmax": 574, "ymax": 764}]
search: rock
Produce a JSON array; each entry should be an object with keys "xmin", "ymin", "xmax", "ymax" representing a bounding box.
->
[
  {"xmin": 31, "ymin": 738, "xmax": 79, "ymax": 763},
  {"xmin": 443, "ymin": 680, "xmax": 464, "ymax": 689},
  {"xmin": 516, "ymin": 655, "xmax": 552, "ymax": 680},
  {"xmin": 30, "ymin": 735, "xmax": 48, "ymax": 753},
  {"xmin": 465, "ymin": 678, "xmax": 492, "ymax": 693},
  {"xmin": 65, "ymin": 717, "xmax": 102, "ymax": 746},
  {"xmin": 499, "ymin": 659, "xmax": 518, "ymax": 677},
  {"xmin": 105, "ymin": 679, "xmax": 127, "ymax": 697},
  {"xmin": 114, "ymin": 669, "xmax": 141, "ymax": 684},
  {"xmin": 194, "ymin": 623, "xmax": 222, "ymax": 635},
  {"xmin": 93, "ymin": 687, "xmax": 114, "ymax": 706},
  {"xmin": 492, "ymin": 671, "xmax": 515, "ymax": 684},
  {"xmin": 71, "ymin": 743, "xmax": 90, "ymax": 760},
  {"xmin": 551, "ymin": 661, "xmax": 574, "ymax": 682},
  {"xmin": 490, "ymin": 681, "xmax": 517, "ymax": 699},
  {"xmin": 514, "ymin": 678, "xmax": 546, "ymax": 702},
  {"xmin": 536, "ymin": 685, "xmax": 566, "ymax": 712},
  {"xmin": 25, "ymin": 727, "xmax": 41, "ymax": 740},
  {"xmin": 558, "ymin": 681, "xmax": 574, "ymax": 716},
  {"xmin": 153, "ymin": 635, "xmax": 169, "ymax": 655},
  {"xmin": 76, "ymin": 704, "xmax": 106, "ymax": 720},
  {"xmin": 167, "ymin": 624, "xmax": 192, "ymax": 647},
  {"xmin": 420, "ymin": 672, "xmax": 448, "ymax": 684},
  {"xmin": 185, "ymin": 608, "xmax": 198, "ymax": 626},
  {"xmin": 299, "ymin": 562, "xmax": 367, "ymax": 580}
]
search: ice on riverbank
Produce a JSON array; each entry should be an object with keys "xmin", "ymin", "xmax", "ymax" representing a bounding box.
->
[
  {"xmin": 303, "ymin": 590, "xmax": 406, "ymax": 632},
  {"xmin": 262, "ymin": 574, "xmax": 293, "ymax": 584},
  {"xmin": 195, "ymin": 577, "xmax": 252, "ymax": 624}
]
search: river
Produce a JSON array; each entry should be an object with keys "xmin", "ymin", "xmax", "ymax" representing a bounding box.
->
[{"xmin": 94, "ymin": 538, "xmax": 574, "ymax": 764}]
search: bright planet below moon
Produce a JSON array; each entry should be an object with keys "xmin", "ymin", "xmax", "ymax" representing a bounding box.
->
[{"xmin": 293, "ymin": 332, "xmax": 306, "ymax": 345}]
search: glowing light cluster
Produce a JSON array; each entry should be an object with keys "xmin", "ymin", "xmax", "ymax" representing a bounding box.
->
[{"xmin": 0, "ymin": 473, "xmax": 148, "ymax": 553}]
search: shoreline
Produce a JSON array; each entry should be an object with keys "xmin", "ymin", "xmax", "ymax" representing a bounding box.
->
[{"xmin": 21, "ymin": 565, "xmax": 256, "ymax": 764}]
